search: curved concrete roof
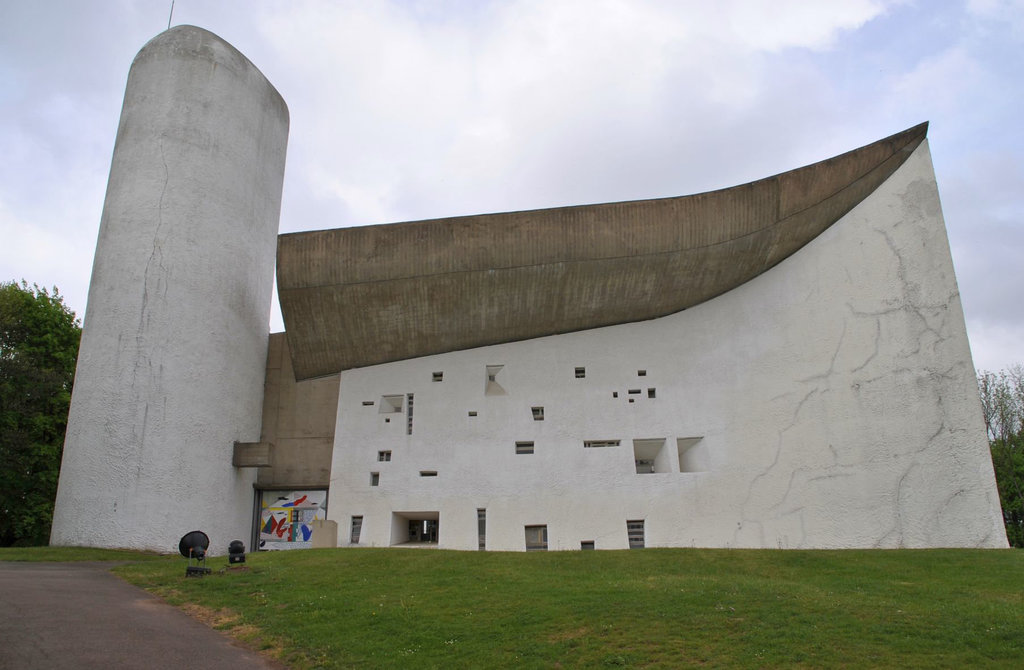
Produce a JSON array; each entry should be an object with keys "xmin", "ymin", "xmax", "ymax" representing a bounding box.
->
[{"xmin": 279, "ymin": 122, "xmax": 928, "ymax": 379}]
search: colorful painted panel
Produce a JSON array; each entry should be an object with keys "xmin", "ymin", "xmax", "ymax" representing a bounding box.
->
[{"xmin": 258, "ymin": 490, "xmax": 327, "ymax": 550}]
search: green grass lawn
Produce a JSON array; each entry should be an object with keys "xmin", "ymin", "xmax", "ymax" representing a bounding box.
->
[{"xmin": 100, "ymin": 547, "xmax": 1024, "ymax": 669}]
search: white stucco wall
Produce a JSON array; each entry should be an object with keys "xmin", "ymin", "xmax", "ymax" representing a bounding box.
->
[
  {"xmin": 50, "ymin": 26, "xmax": 288, "ymax": 552},
  {"xmin": 326, "ymin": 141, "xmax": 1007, "ymax": 551}
]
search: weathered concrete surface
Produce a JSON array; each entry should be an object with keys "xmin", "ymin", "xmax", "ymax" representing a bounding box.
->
[
  {"xmin": 326, "ymin": 140, "xmax": 1007, "ymax": 550},
  {"xmin": 256, "ymin": 333, "xmax": 337, "ymax": 489},
  {"xmin": 50, "ymin": 26, "xmax": 289, "ymax": 551},
  {"xmin": 0, "ymin": 562, "xmax": 284, "ymax": 670},
  {"xmin": 279, "ymin": 123, "xmax": 927, "ymax": 380}
]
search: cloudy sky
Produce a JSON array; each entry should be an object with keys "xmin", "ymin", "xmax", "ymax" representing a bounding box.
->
[{"xmin": 1, "ymin": 0, "xmax": 1021, "ymax": 373}]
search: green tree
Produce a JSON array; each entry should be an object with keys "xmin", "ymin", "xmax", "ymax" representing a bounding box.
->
[
  {"xmin": 977, "ymin": 365, "xmax": 1024, "ymax": 548},
  {"xmin": 0, "ymin": 281, "xmax": 81, "ymax": 546}
]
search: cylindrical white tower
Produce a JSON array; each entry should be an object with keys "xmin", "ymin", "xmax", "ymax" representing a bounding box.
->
[{"xmin": 50, "ymin": 26, "xmax": 289, "ymax": 551}]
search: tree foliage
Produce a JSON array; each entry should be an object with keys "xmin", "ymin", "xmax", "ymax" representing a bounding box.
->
[
  {"xmin": 0, "ymin": 281, "xmax": 81, "ymax": 546},
  {"xmin": 977, "ymin": 365, "xmax": 1024, "ymax": 548}
]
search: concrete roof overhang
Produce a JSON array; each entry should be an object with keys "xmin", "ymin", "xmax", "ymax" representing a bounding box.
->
[{"xmin": 278, "ymin": 122, "xmax": 928, "ymax": 380}]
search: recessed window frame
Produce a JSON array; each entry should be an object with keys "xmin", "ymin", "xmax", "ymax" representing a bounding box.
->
[{"xmin": 525, "ymin": 524, "xmax": 548, "ymax": 551}]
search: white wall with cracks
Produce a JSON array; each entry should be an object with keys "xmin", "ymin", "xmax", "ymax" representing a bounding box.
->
[
  {"xmin": 328, "ymin": 140, "xmax": 1007, "ymax": 551},
  {"xmin": 50, "ymin": 27, "xmax": 289, "ymax": 552}
]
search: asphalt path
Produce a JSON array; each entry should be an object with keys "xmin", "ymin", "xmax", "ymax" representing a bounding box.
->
[{"xmin": 0, "ymin": 561, "xmax": 285, "ymax": 670}]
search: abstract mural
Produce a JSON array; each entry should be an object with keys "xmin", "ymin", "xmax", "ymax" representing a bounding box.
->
[{"xmin": 258, "ymin": 490, "xmax": 327, "ymax": 550}]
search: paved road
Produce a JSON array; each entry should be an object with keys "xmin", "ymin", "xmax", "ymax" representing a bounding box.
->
[{"xmin": 0, "ymin": 561, "xmax": 285, "ymax": 670}]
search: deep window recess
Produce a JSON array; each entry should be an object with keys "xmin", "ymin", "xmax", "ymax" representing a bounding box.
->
[
  {"xmin": 406, "ymin": 393, "xmax": 414, "ymax": 435},
  {"xmin": 581, "ymin": 540, "xmax": 595, "ymax": 550},
  {"xmin": 485, "ymin": 365, "xmax": 506, "ymax": 395},
  {"xmin": 350, "ymin": 516, "xmax": 363, "ymax": 544},
  {"xmin": 633, "ymin": 438, "xmax": 669, "ymax": 474},
  {"xmin": 638, "ymin": 370, "xmax": 647, "ymax": 376},
  {"xmin": 432, "ymin": 371, "xmax": 443, "ymax": 382},
  {"xmin": 532, "ymin": 406, "xmax": 544, "ymax": 421},
  {"xmin": 468, "ymin": 411, "xmax": 477, "ymax": 417},
  {"xmin": 478, "ymin": 508, "xmax": 486, "ymax": 551},
  {"xmin": 515, "ymin": 441, "xmax": 535, "ymax": 455},
  {"xmin": 627, "ymin": 520, "xmax": 645, "ymax": 549},
  {"xmin": 419, "ymin": 470, "xmax": 438, "ymax": 477},
  {"xmin": 575, "ymin": 367, "xmax": 586, "ymax": 379},
  {"xmin": 378, "ymin": 450, "xmax": 392, "ymax": 462},
  {"xmin": 525, "ymin": 525, "xmax": 548, "ymax": 551},
  {"xmin": 612, "ymin": 391, "xmax": 618, "ymax": 398},
  {"xmin": 584, "ymin": 440, "xmax": 620, "ymax": 448},
  {"xmin": 362, "ymin": 401, "xmax": 374, "ymax": 406},
  {"xmin": 379, "ymin": 395, "xmax": 403, "ymax": 413},
  {"xmin": 677, "ymin": 437, "xmax": 707, "ymax": 472},
  {"xmin": 648, "ymin": 387, "xmax": 656, "ymax": 399},
  {"xmin": 370, "ymin": 472, "xmax": 380, "ymax": 486},
  {"xmin": 628, "ymin": 389, "xmax": 641, "ymax": 395}
]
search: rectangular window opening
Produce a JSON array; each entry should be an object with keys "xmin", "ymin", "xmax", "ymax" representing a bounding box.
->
[
  {"xmin": 584, "ymin": 440, "xmax": 621, "ymax": 448},
  {"xmin": 525, "ymin": 524, "xmax": 548, "ymax": 551},
  {"xmin": 477, "ymin": 508, "xmax": 486, "ymax": 551},
  {"xmin": 370, "ymin": 472, "xmax": 380, "ymax": 486},
  {"xmin": 468, "ymin": 411, "xmax": 477, "ymax": 417},
  {"xmin": 419, "ymin": 470, "xmax": 438, "ymax": 477},
  {"xmin": 638, "ymin": 370, "xmax": 647, "ymax": 377},
  {"xmin": 377, "ymin": 450, "xmax": 392, "ymax": 462},
  {"xmin": 612, "ymin": 391, "xmax": 618, "ymax": 398},
  {"xmin": 581, "ymin": 540, "xmax": 595, "ymax": 550},
  {"xmin": 406, "ymin": 393, "xmax": 414, "ymax": 435},
  {"xmin": 362, "ymin": 400, "xmax": 375, "ymax": 406},
  {"xmin": 485, "ymin": 365, "xmax": 506, "ymax": 396},
  {"xmin": 379, "ymin": 395, "xmax": 403, "ymax": 413},
  {"xmin": 647, "ymin": 387, "xmax": 656, "ymax": 399},
  {"xmin": 628, "ymin": 389, "xmax": 641, "ymax": 395},
  {"xmin": 531, "ymin": 406, "xmax": 544, "ymax": 421},
  {"xmin": 350, "ymin": 516, "xmax": 363, "ymax": 544},
  {"xmin": 634, "ymin": 438, "xmax": 668, "ymax": 474},
  {"xmin": 574, "ymin": 367, "xmax": 586, "ymax": 379},
  {"xmin": 677, "ymin": 437, "xmax": 707, "ymax": 473},
  {"xmin": 627, "ymin": 519, "xmax": 645, "ymax": 549},
  {"xmin": 515, "ymin": 441, "xmax": 535, "ymax": 455},
  {"xmin": 432, "ymin": 371, "xmax": 443, "ymax": 382}
]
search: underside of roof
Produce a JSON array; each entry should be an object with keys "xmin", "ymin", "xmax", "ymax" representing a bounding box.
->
[{"xmin": 278, "ymin": 122, "xmax": 928, "ymax": 380}]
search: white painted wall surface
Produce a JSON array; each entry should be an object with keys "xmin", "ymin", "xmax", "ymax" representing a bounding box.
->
[
  {"xmin": 50, "ymin": 26, "xmax": 288, "ymax": 552},
  {"xmin": 327, "ymin": 141, "xmax": 1007, "ymax": 551}
]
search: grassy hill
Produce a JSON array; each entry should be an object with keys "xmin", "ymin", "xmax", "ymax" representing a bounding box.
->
[{"xmin": 102, "ymin": 547, "xmax": 1024, "ymax": 668}]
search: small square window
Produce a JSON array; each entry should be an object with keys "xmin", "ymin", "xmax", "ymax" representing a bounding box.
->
[
  {"xmin": 432, "ymin": 371, "xmax": 443, "ymax": 382},
  {"xmin": 525, "ymin": 524, "xmax": 548, "ymax": 551},
  {"xmin": 532, "ymin": 406, "xmax": 544, "ymax": 421},
  {"xmin": 370, "ymin": 472, "xmax": 380, "ymax": 486},
  {"xmin": 648, "ymin": 387, "xmax": 656, "ymax": 399},
  {"xmin": 638, "ymin": 370, "xmax": 647, "ymax": 377},
  {"xmin": 574, "ymin": 367, "xmax": 586, "ymax": 379},
  {"xmin": 581, "ymin": 540, "xmax": 595, "ymax": 550},
  {"xmin": 515, "ymin": 441, "xmax": 535, "ymax": 455},
  {"xmin": 612, "ymin": 391, "xmax": 618, "ymax": 398},
  {"xmin": 378, "ymin": 450, "xmax": 392, "ymax": 462}
]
